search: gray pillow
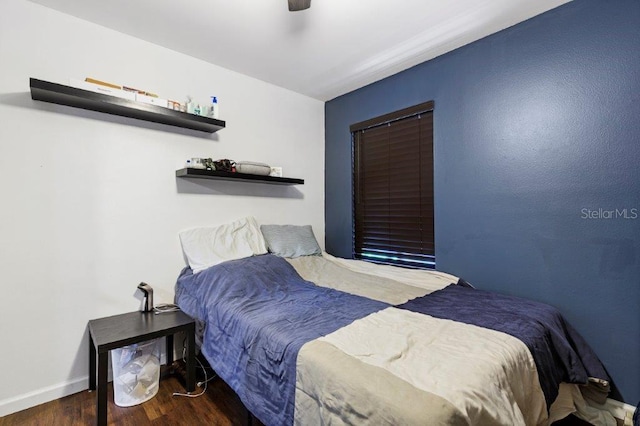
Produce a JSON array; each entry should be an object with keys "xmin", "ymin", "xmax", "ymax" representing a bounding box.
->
[{"xmin": 260, "ymin": 225, "xmax": 322, "ymax": 258}]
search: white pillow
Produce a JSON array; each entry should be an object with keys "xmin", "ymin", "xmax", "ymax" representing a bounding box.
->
[{"xmin": 179, "ymin": 216, "xmax": 268, "ymax": 273}]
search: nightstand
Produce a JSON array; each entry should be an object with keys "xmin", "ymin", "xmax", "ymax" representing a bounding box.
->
[{"xmin": 88, "ymin": 310, "xmax": 195, "ymax": 426}]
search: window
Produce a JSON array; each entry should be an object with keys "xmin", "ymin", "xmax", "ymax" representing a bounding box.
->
[{"xmin": 351, "ymin": 101, "xmax": 434, "ymax": 269}]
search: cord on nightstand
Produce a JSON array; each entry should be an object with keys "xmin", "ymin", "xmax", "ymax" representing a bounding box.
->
[
  {"xmin": 153, "ymin": 303, "xmax": 180, "ymax": 314},
  {"xmin": 172, "ymin": 344, "xmax": 214, "ymax": 398}
]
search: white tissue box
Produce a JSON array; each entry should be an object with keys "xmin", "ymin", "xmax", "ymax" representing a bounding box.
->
[{"xmin": 269, "ymin": 167, "xmax": 283, "ymax": 177}]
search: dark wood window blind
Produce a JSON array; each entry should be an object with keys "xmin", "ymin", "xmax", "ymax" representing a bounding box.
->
[{"xmin": 351, "ymin": 101, "xmax": 435, "ymax": 269}]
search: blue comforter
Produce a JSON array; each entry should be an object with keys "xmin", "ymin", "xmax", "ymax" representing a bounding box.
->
[
  {"xmin": 175, "ymin": 254, "xmax": 388, "ymax": 425},
  {"xmin": 398, "ymin": 285, "xmax": 610, "ymax": 407},
  {"xmin": 175, "ymin": 254, "xmax": 610, "ymax": 425}
]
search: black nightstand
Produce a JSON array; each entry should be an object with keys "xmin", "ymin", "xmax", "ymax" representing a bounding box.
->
[{"xmin": 88, "ymin": 310, "xmax": 196, "ymax": 426}]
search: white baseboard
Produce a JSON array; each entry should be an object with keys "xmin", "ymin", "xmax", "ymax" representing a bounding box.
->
[
  {"xmin": 0, "ymin": 352, "xmax": 171, "ymax": 418},
  {"xmin": 0, "ymin": 376, "xmax": 88, "ymax": 418}
]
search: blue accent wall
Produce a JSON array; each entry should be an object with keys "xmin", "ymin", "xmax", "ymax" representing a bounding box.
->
[{"xmin": 325, "ymin": 0, "xmax": 640, "ymax": 404}]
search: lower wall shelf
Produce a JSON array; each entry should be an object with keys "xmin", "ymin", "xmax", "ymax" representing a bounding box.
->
[{"xmin": 175, "ymin": 168, "xmax": 304, "ymax": 185}]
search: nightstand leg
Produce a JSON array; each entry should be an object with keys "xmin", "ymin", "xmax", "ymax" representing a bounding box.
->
[
  {"xmin": 89, "ymin": 335, "xmax": 96, "ymax": 390},
  {"xmin": 186, "ymin": 327, "xmax": 195, "ymax": 392},
  {"xmin": 166, "ymin": 334, "xmax": 174, "ymax": 366},
  {"xmin": 96, "ymin": 351, "xmax": 108, "ymax": 426}
]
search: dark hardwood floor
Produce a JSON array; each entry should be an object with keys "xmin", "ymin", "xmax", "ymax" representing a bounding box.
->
[
  {"xmin": 0, "ymin": 363, "xmax": 597, "ymax": 426},
  {"xmin": 0, "ymin": 373, "xmax": 255, "ymax": 426}
]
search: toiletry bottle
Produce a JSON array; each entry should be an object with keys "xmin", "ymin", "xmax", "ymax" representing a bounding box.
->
[
  {"xmin": 210, "ymin": 96, "xmax": 219, "ymax": 119},
  {"xmin": 185, "ymin": 159, "xmax": 192, "ymax": 168}
]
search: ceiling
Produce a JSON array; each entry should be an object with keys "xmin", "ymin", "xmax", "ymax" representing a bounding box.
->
[{"xmin": 29, "ymin": 0, "xmax": 571, "ymax": 101}]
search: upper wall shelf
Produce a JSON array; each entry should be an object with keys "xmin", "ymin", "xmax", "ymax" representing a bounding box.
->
[
  {"xmin": 29, "ymin": 78, "xmax": 226, "ymax": 133},
  {"xmin": 176, "ymin": 168, "xmax": 304, "ymax": 185}
]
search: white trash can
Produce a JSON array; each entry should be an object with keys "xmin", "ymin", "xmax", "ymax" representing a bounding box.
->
[{"xmin": 111, "ymin": 339, "xmax": 161, "ymax": 407}]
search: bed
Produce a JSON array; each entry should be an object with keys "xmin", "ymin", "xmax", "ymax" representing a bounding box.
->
[{"xmin": 174, "ymin": 217, "xmax": 615, "ymax": 426}]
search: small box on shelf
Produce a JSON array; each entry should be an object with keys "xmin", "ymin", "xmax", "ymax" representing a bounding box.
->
[
  {"xmin": 69, "ymin": 78, "xmax": 136, "ymax": 101},
  {"xmin": 136, "ymin": 93, "xmax": 168, "ymax": 108},
  {"xmin": 269, "ymin": 167, "xmax": 283, "ymax": 177}
]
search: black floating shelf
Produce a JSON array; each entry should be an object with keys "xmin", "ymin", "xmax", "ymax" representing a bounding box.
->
[
  {"xmin": 30, "ymin": 78, "xmax": 225, "ymax": 133},
  {"xmin": 176, "ymin": 168, "xmax": 304, "ymax": 185}
]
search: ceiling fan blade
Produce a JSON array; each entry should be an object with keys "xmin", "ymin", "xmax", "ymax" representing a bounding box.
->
[{"xmin": 288, "ymin": 0, "xmax": 311, "ymax": 11}]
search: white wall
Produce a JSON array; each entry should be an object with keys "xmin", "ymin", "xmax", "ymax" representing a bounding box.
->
[{"xmin": 0, "ymin": 0, "xmax": 324, "ymax": 416}]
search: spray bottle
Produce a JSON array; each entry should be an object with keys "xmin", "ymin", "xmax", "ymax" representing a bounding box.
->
[{"xmin": 209, "ymin": 96, "xmax": 219, "ymax": 119}]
